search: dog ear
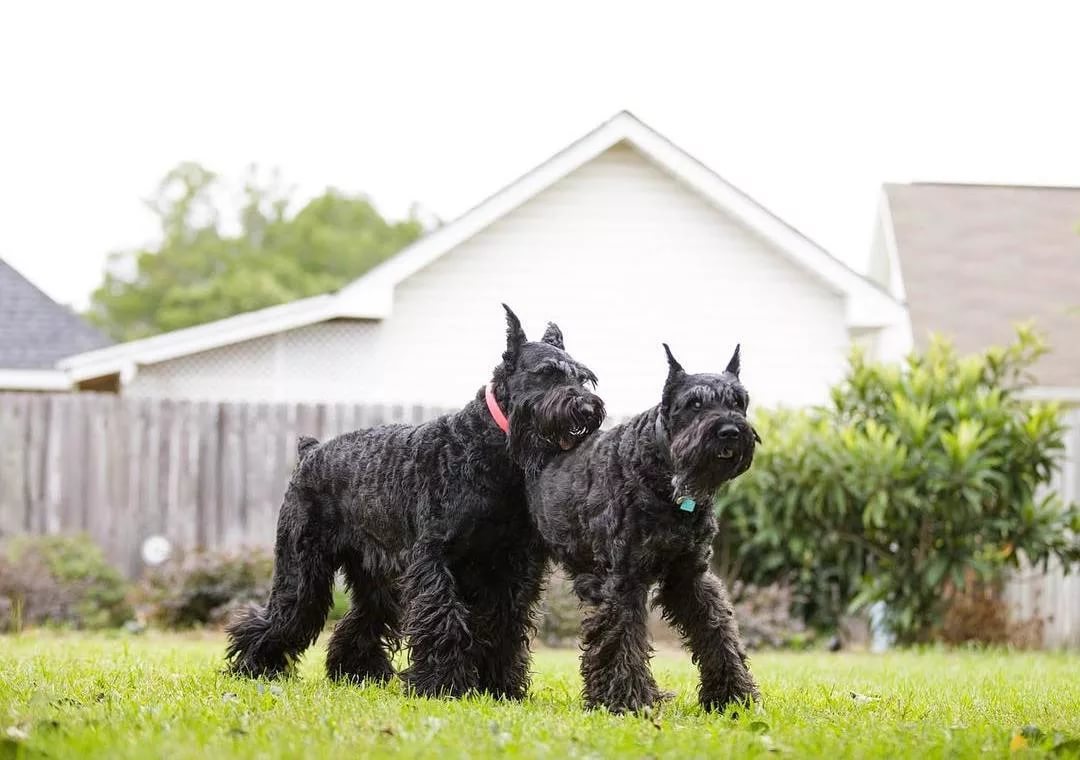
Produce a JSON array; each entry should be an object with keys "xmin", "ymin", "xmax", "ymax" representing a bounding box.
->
[
  {"xmin": 663, "ymin": 343, "xmax": 684, "ymax": 377},
  {"xmin": 725, "ymin": 343, "xmax": 741, "ymax": 378},
  {"xmin": 501, "ymin": 303, "xmax": 527, "ymax": 366},
  {"xmin": 661, "ymin": 343, "xmax": 685, "ymax": 411},
  {"xmin": 541, "ymin": 322, "xmax": 564, "ymax": 349}
]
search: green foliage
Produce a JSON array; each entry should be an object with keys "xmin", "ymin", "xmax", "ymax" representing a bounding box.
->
[
  {"xmin": 87, "ymin": 163, "xmax": 425, "ymax": 340},
  {"xmin": 0, "ymin": 535, "xmax": 131, "ymax": 631},
  {"xmin": 136, "ymin": 548, "xmax": 273, "ymax": 629},
  {"xmin": 715, "ymin": 327, "xmax": 1080, "ymax": 644}
]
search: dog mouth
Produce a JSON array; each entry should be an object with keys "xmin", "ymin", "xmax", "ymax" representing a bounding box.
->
[
  {"xmin": 717, "ymin": 447, "xmax": 736, "ymax": 460},
  {"xmin": 558, "ymin": 424, "xmax": 589, "ymax": 450}
]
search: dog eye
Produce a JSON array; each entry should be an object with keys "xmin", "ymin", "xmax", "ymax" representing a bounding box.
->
[{"xmin": 691, "ymin": 400, "xmax": 701, "ymax": 410}]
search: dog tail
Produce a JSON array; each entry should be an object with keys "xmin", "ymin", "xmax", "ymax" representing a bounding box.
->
[
  {"xmin": 224, "ymin": 603, "xmax": 288, "ymax": 678},
  {"xmin": 296, "ymin": 435, "xmax": 320, "ymax": 460}
]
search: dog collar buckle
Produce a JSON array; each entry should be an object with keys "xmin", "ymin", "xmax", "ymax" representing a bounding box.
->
[{"xmin": 678, "ymin": 497, "xmax": 696, "ymax": 513}]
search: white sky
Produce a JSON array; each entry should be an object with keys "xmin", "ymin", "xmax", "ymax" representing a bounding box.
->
[{"xmin": 2, "ymin": 1, "xmax": 1079, "ymax": 308}]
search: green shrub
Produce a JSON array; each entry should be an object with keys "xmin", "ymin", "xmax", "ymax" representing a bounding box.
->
[
  {"xmin": 137, "ymin": 548, "xmax": 273, "ymax": 629},
  {"xmin": 715, "ymin": 327, "xmax": 1080, "ymax": 644},
  {"xmin": 0, "ymin": 534, "xmax": 131, "ymax": 631},
  {"xmin": 730, "ymin": 582, "xmax": 810, "ymax": 650}
]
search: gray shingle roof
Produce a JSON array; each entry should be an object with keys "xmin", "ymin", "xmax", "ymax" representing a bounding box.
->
[
  {"xmin": 885, "ymin": 183, "xmax": 1080, "ymax": 388},
  {"xmin": 0, "ymin": 257, "xmax": 112, "ymax": 369}
]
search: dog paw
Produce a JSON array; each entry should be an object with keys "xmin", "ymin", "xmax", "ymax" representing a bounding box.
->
[
  {"xmin": 227, "ymin": 658, "xmax": 291, "ymax": 680},
  {"xmin": 586, "ymin": 683, "xmax": 664, "ymax": 715},
  {"xmin": 699, "ymin": 686, "xmax": 760, "ymax": 714},
  {"xmin": 328, "ymin": 664, "xmax": 395, "ymax": 686},
  {"xmin": 401, "ymin": 669, "xmax": 476, "ymax": 699}
]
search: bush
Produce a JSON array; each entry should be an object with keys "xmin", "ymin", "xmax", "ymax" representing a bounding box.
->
[
  {"xmin": 715, "ymin": 327, "xmax": 1080, "ymax": 644},
  {"xmin": 137, "ymin": 548, "xmax": 273, "ymax": 629},
  {"xmin": 730, "ymin": 582, "xmax": 810, "ymax": 650},
  {"xmin": 0, "ymin": 534, "xmax": 132, "ymax": 631}
]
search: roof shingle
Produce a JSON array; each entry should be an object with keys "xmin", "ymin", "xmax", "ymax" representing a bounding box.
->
[
  {"xmin": 0, "ymin": 258, "xmax": 112, "ymax": 369},
  {"xmin": 885, "ymin": 183, "xmax": 1080, "ymax": 387}
]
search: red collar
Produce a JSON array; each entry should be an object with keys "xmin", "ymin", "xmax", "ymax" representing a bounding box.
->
[{"xmin": 485, "ymin": 383, "xmax": 510, "ymax": 434}]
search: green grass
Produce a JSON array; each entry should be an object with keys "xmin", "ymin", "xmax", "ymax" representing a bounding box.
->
[{"xmin": 2, "ymin": 633, "xmax": 1079, "ymax": 758}]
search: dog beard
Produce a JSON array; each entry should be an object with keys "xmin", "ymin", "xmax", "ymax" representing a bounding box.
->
[
  {"xmin": 510, "ymin": 387, "xmax": 606, "ymax": 474},
  {"xmin": 531, "ymin": 388, "xmax": 606, "ymax": 451},
  {"xmin": 668, "ymin": 415, "xmax": 755, "ymax": 498}
]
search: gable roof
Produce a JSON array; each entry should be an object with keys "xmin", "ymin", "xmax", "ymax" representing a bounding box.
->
[
  {"xmin": 61, "ymin": 111, "xmax": 904, "ymax": 382},
  {"xmin": 883, "ymin": 182, "xmax": 1080, "ymax": 388},
  {"xmin": 0, "ymin": 257, "xmax": 111, "ymax": 371},
  {"xmin": 338, "ymin": 111, "xmax": 902, "ymax": 323}
]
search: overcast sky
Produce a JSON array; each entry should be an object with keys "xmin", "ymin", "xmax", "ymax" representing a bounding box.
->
[{"xmin": 2, "ymin": 1, "xmax": 1079, "ymax": 308}]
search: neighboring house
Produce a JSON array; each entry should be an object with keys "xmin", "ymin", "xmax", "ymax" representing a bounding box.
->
[
  {"xmin": 59, "ymin": 111, "xmax": 905, "ymax": 416},
  {"xmin": 869, "ymin": 182, "xmax": 1080, "ymax": 400},
  {"xmin": 0, "ymin": 257, "xmax": 111, "ymax": 391},
  {"xmin": 869, "ymin": 182, "xmax": 1080, "ymax": 648}
]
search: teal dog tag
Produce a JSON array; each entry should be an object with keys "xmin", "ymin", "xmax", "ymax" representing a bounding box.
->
[{"xmin": 679, "ymin": 497, "xmax": 696, "ymax": 513}]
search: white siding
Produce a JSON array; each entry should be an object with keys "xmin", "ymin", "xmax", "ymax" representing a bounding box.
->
[
  {"xmin": 129, "ymin": 144, "xmax": 850, "ymax": 415},
  {"xmin": 373, "ymin": 143, "xmax": 848, "ymax": 415},
  {"xmin": 127, "ymin": 320, "xmax": 381, "ymax": 403}
]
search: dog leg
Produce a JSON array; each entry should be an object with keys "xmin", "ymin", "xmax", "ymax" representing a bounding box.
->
[
  {"xmin": 325, "ymin": 557, "xmax": 401, "ymax": 684},
  {"xmin": 579, "ymin": 578, "xmax": 659, "ymax": 713},
  {"xmin": 657, "ymin": 560, "xmax": 759, "ymax": 710},
  {"xmin": 225, "ymin": 484, "xmax": 337, "ymax": 678},
  {"xmin": 399, "ymin": 538, "xmax": 479, "ymax": 698},
  {"xmin": 467, "ymin": 547, "xmax": 546, "ymax": 701}
]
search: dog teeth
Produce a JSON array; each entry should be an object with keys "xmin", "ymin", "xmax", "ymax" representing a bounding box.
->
[{"xmin": 718, "ymin": 449, "xmax": 734, "ymax": 459}]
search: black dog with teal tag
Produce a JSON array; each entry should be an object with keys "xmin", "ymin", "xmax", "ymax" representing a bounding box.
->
[{"xmin": 527, "ymin": 343, "xmax": 759, "ymax": 713}]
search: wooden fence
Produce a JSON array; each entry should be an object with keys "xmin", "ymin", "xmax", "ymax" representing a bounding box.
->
[
  {"xmin": 1, "ymin": 392, "xmax": 1078, "ymax": 647},
  {"xmin": 0, "ymin": 393, "xmax": 452, "ymax": 577}
]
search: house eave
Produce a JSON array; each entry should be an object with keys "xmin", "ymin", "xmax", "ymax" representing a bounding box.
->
[
  {"xmin": 1019, "ymin": 386, "xmax": 1080, "ymax": 403},
  {"xmin": 0, "ymin": 368, "xmax": 73, "ymax": 391},
  {"xmin": 57, "ymin": 293, "xmax": 382, "ymax": 383}
]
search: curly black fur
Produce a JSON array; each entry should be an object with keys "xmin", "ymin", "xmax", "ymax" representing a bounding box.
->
[
  {"xmin": 225, "ymin": 305, "xmax": 605, "ymax": 700},
  {"xmin": 527, "ymin": 343, "xmax": 760, "ymax": 713}
]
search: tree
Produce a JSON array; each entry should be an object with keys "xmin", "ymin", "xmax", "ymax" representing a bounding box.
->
[
  {"xmin": 86, "ymin": 163, "xmax": 424, "ymax": 341},
  {"xmin": 713, "ymin": 327, "xmax": 1080, "ymax": 644}
]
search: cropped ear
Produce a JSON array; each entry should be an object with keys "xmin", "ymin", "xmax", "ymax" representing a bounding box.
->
[
  {"xmin": 663, "ymin": 343, "xmax": 684, "ymax": 377},
  {"xmin": 541, "ymin": 322, "xmax": 564, "ymax": 349},
  {"xmin": 661, "ymin": 343, "xmax": 685, "ymax": 411},
  {"xmin": 725, "ymin": 343, "xmax": 741, "ymax": 377},
  {"xmin": 501, "ymin": 303, "xmax": 527, "ymax": 367}
]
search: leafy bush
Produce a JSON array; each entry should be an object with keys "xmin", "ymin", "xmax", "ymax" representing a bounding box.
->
[
  {"xmin": 730, "ymin": 582, "xmax": 810, "ymax": 650},
  {"xmin": 715, "ymin": 328, "xmax": 1080, "ymax": 644},
  {"xmin": 0, "ymin": 534, "xmax": 132, "ymax": 631},
  {"xmin": 137, "ymin": 548, "xmax": 273, "ymax": 629}
]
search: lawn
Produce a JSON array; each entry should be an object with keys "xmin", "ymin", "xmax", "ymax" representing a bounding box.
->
[{"xmin": 2, "ymin": 634, "xmax": 1079, "ymax": 759}]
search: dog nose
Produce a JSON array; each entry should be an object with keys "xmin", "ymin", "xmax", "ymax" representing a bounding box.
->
[{"xmin": 718, "ymin": 423, "xmax": 740, "ymax": 440}]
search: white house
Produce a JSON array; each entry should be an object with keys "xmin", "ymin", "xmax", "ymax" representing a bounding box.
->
[{"xmin": 59, "ymin": 112, "xmax": 906, "ymax": 416}]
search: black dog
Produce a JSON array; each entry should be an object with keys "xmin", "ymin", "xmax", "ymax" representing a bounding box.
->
[
  {"xmin": 226, "ymin": 305, "xmax": 605, "ymax": 700},
  {"xmin": 527, "ymin": 344, "xmax": 759, "ymax": 713}
]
